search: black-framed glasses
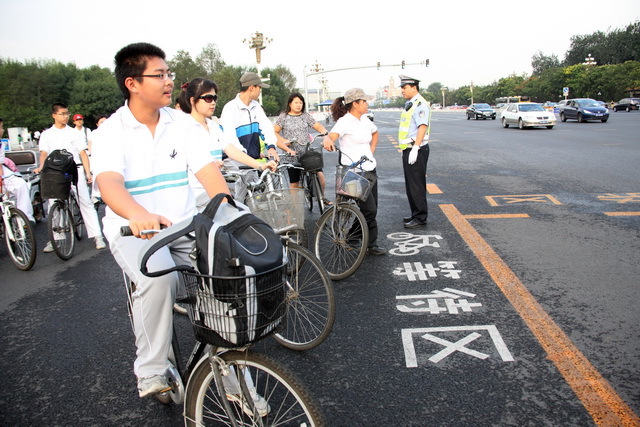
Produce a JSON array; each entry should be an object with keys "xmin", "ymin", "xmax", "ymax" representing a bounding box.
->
[
  {"xmin": 198, "ymin": 94, "xmax": 218, "ymax": 103},
  {"xmin": 131, "ymin": 72, "xmax": 176, "ymax": 81}
]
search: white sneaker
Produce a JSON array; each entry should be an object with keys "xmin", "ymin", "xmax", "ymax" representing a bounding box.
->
[
  {"xmin": 226, "ymin": 386, "xmax": 270, "ymax": 417},
  {"xmin": 95, "ymin": 236, "xmax": 106, "ymax": 250},
  {"xmin": 137, "ymin": 375, "xmax": 170, "ymax": 398},
  {"xmin": 43, "ymin": 241, "xmax": 54, "ymax": 253}
]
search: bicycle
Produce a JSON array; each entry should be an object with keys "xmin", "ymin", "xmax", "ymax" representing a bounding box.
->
[
  {"xmin": 1, "ymin": 181, "xmax": 37, "ymax": 270},
  {"xmin": 289, "ymin": 134, "xmax": 328, "ymax": 214},
  {"xmin": 47, "ymin": 185, "xmax": 83, "ymax": 260},
  {"xmin": 119, "ymin": 224, "xmax": 325, "ymax": 425},
  {"xmin": 222, "ymin": 168, "xmax": 336, "ymax": 350},
  {"xmin": 312, "ymin": 151, "xmax": 373, "ymax": 280}
]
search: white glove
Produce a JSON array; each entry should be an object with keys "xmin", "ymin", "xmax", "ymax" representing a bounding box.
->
[{"xmin": 408, "ymin": 145, "xmax": 419, "ymax": 165}]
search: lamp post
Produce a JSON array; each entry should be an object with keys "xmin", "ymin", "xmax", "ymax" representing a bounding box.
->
[
  {"xmin": 441, "ymin": 87, "xmax": 448, "ymax": 109},
  {"xmin": 243, "ymin": 31, "xmax": 272, "ymax": 104},
  {"xmin": 583, "ymin": 53, "xmax": 597, "ymax": 66}
]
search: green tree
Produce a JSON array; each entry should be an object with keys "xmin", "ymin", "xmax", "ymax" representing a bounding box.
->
[
  {"xmin": 531, "ymin": 51, "xmax": 561, "ymax": 76},
  {"xmin": 196, "ymin": 43, "xmax": 225, "ymax": 75},
  {"xmin": 68, "ymin": 65, "xmax": 122, "ymax": 127}
]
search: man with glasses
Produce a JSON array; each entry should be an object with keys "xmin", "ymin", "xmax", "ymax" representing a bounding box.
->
[
  {"xmin": 36, "ymin": 103, "xmax": 107, "ymax": 251},
  {"xmin": 91, "ymin": 42, "xmax": 229, "ymax": 399}
]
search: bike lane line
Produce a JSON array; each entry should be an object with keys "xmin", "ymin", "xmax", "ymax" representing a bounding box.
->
[{"xmin": 439, "ymin": 203, "xmax": 640, "ymax": 427}]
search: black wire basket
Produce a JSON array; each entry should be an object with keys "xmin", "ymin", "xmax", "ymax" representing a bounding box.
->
[{"xmin": 180, "ymin": 265, "xmax": 287, "ymax": 348}]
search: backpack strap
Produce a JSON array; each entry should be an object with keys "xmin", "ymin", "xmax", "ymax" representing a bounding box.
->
[
  {"xmin": 138, "ymin": 217, "xmax": 196, "ymax": 277},
  {"xmin": 202, "ymin": 192, "xmax": 237, "ymax": 220}
]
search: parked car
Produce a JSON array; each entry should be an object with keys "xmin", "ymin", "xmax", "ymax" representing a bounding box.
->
[
  {"xmin": 501, "ymin": 102, "xmax": 556, "ymax": 129},
  {"xmin": 466, "ymin": 103, "xmax": 496, "ymax": 120},
  {"xmin": 366, "ymin": 110, "xmax": 374, "ymax": 121},
  {"xmin": 431, "ymin": 103, "xmax": 442, "ymax": 110},
  {"xmin": 612, "ymin": 98, "xmax": 640, "ymax": 112},
  {"xmin": 559, "ymin": 98, "xmax": 609, "ymax": 123}
]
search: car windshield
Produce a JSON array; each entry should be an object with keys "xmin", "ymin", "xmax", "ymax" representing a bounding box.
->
[
  {"xmin": 577, "ymin": 99, "xmax": 599, "ymax": 107},
  {"xmin": 476, "ymin": 104, "xmax": 491, "ymax": 108},
  {"xmin": 519, "ymin": 104, "xmax": 544, "ymax": 112}
]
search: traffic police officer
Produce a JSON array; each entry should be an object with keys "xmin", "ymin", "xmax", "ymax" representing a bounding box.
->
[{"xmin": 398, "ymin": 75, "xmax": 431, "ymax": 228}]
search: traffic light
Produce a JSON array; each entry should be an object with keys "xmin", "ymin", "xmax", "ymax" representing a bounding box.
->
[
  {"xmin": 425, "ymin": 59, "xmax": 430, "ymax": 67},
  {"xmin": 377, "ymin": 61, "xmax": 380, "ymax": 70},
  {"xmin": 401, "ymin": 60, "xmax": 405, "ymax": 69}
]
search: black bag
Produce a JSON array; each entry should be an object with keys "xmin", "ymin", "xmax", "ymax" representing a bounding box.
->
[
  {"xmin": 40, "ymin": 149, "xmax": 78, "ymax": 199},
  {"xmin": 140, "ymin": 193, "xmax": 287, "ymax": 347},
  {"xmin": 299, "ymin": 148, "xmax": 323, "ymax": 171}
]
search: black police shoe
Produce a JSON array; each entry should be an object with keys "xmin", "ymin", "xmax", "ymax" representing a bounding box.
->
[
  {"xmin": 403, "ymin": 216, "xmax": 412, "ymax": 224},
  {"xmin": 367, "ymin": 245, "xmax": 387, "ymax": 256},
  {"xmin": 404, "ymin": 219, "xmax": 427, "ymax": 229}
]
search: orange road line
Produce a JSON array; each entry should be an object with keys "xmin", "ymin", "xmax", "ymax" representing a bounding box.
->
[
  {"xmin": 604, "ymin": 212, "xmax": 640, "ymax": 216},
  {"xmin": 440, "ymin": 203, "xmax": 640, "ymax": 427},
  {"xmin": 427, "ymin": 184, "xmax": 443, "ymax": 194},
  {"xmin": 463, "ymin": 213, "xmax": 530, "ymax": 219}
]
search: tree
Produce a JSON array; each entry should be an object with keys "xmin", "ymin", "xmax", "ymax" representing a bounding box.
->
[
  {"xmin": 168, "ymin": 50, "xmax": 207, "ymax": 102},
  {"xmin": 68, "ymin": 65, "xmax": 122, "ymax": 128},
  {"xmin": 531, "ymin": 51, "xmax": 561, "ymax": 76},
  {"xmin": 196, "ymin": 43, "xmax": 225, "ymax": 76}
]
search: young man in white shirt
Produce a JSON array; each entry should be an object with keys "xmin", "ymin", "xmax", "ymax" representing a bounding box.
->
[
  {"xmin": 36, "ymin": 103, "xmax": 106, "ymax": 251},
  {"xmin": 72, "ymin": 113, "xmax": 92, "ymax": 154},
  {"xmin": 91, "ymin": 42, "xmax": 230, "ymax": 399}
]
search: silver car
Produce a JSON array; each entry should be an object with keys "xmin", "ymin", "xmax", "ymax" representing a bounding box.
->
[{"xmin": 500, "ymin": 102, "xmax": 556, "ymax": 129}]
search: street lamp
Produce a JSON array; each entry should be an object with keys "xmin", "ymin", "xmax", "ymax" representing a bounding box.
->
[
  {"xmin": 583, "ymin": 53, "xmax": 597, "ymax": 66},
  {"xmin": 441, "ymin": 87, "xmax": 448, "ymax": 109},
  {"xmin": 243, "ymin": 31, "xmax": 272, "ymax": 65}
]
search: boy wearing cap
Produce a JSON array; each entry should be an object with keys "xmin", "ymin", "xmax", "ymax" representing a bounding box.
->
[
  {"xmin": 72, "ymin": 113, "xmax": 93, "ymax": 154},
  {"xmin": 36, "ymin": 103, "xmax": 107, "ymax": 250},
  {"xmin": 398, "ymin": 75, "xmax": 431, "ymax": 228}
]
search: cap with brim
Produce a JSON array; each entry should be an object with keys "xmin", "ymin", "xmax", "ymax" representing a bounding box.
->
[
  {"xmin": 399, "ymin": 75, "xmax": 420, "ymax": 87},
  {"xmin": 73, "ymin": 114, "xmax": 84, "ymax": 121},
  {"xmin": 344, "ymin": 88, "xmax": 374, "ymax": 104},
  {"xmin": 240, "ymin": 72, "xmax": 270, "ymax": 88}
]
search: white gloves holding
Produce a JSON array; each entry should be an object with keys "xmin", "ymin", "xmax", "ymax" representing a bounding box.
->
[{"xmin": 408, "ymin": 145, "xmax": 420, "ymax": 165}]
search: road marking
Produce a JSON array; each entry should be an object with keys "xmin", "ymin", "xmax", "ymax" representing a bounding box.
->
[
  {"xmin": 604, "ymin": 212, "xmax": 640, "ymax": 216},
  {"xmin": 402, "ymin": 325, "xmax": 514, "ymax": 367},
  {"xmin": 440, "ymin": 203, "xmax": 640, "ymax": 426},
  {"xmin": 427, "ymin": 183, "xmax": 443, "ymax": 194},
  {"xmin": 486, "ymin": 194, "xmax": 563, "ymax": 206},
  {"xmin": 598, "ymin": 193, "xmax": 640, "ymax": 203},
  {"xmin": 463, "ymin": 213, "xmax": 530, "ymax": 219}
]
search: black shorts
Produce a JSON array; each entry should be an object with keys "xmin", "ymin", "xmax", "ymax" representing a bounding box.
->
[{"xmin": 288, "ymin": 168, "xmax": 323, "ymax": 184}]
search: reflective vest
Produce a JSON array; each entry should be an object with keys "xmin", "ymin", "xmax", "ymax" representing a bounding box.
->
[{"xmin": 398, "ymin": 94, "xmax": 429, "ymax": 150}]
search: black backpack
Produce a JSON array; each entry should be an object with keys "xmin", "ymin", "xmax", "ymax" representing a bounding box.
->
[
  {"xmin": 140, "ymin": 193, "xmax": 287, "ymax": 347},
  {"xmin": 40, "ymin": 149, "xmax": 78, "ymax": 199}
]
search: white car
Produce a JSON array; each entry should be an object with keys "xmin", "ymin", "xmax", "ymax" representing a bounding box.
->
[{"xmin": 500, "ymin": 102, "xmax": 556, "ymax": 129}]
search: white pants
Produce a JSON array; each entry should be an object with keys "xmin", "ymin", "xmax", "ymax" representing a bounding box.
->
[
  {"xmin": 1, "ymin": 170, "xmax": 35, "ymax": 222},
  {"xmin": 47, "ymin": 168, "xmax": 103, "ymax": 239},
  {"xmin": 110, "ymin": 233, "xmax": 192, "ymax": 378}
]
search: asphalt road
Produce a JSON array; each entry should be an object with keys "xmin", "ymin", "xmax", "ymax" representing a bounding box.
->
[{"xmin": 1, "ymin": 109, "xmax": 638, "ymax": 425}]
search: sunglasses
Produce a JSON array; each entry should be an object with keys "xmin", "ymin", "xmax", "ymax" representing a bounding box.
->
[{"xmin": 198, "ymin": 94, "xmax": 218, "ymax": 103}]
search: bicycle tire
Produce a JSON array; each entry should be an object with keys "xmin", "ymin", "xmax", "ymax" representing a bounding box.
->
[
  {"xmin": 311, "ymin": 173, "xmax": 325, "ymax": 213},
  {"xmin": 274, "ymin": 242, "xmax": 335, "ymax": 351},
  {"xmin": 4, "ymin": 206, "xmax": 37, "ymax": 270},
  {"xmin": 185, "ymin": 350, "xmax": 324, "ymax": 426},
  {"xmin": 47, "ymin": 200, "xmax": 75, "ymax": 260},
  {"xmin": 70, "ymin": 193, "xmax": 85, "ymax": 240},
  {"xmin": 313, "ymin": 203, "xmax": 368, "ymax": 280},
  {"xmin": 302, "ymin": 172, "xmax": 314, "ymax": 212}
]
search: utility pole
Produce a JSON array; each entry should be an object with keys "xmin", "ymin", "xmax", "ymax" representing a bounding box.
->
[{"xmin": 243, "ymin": 31, "xmax": 272, "ymax": 104}]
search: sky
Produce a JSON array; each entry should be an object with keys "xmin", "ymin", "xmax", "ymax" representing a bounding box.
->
[{"xmin": 1, "ymin": 0, "xmax": 638, "ymax": 98}]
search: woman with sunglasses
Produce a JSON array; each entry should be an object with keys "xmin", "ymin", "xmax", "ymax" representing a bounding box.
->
[{"xmin": 178, "ymin": 78, "xmax": 276, "ymax": 210}]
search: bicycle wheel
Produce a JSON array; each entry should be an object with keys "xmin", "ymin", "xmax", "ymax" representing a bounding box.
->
[
  {"xmin": 185, "ymin": 350, "xmax": 324, "ymax": 426},
  {"xmin": 274, "ymin": 242, "xmax": 335, "ymax": 351},
  {"xmin": 313, "ymin": 202, "xmax": 368, "ymax": 281},
  {"xmin": 311, "ymin": 173, "xmax": 325, "ymax": 213},
  {"xmin": 4, "ymin": 206, "xmax": 37, "ymax": 270},
  {"xmin": 47, "ymin": 200, "xmax": 75, "ymax": 260},
  {"xmin": 302, "ymin": 172, "xmax": 314, "ymax": 212},
  {"xmin": 70, "ymin": 193, "xmax": 85, "ymax": 240}
]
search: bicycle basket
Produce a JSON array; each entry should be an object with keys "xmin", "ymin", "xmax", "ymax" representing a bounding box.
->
[
  {"xmin": 335, "ymin": 165, "xmax": 372, "ymax": 201},
  {"xmin": 181, "ymin": 265, "xmax": 287, "ymax": 348},
  {"xmin": 246, "ymin": 188, "xmax": 305, "ymax": 230},
  {"xmin": 40, "ymin": 171, "xmax": 73, "ymax": 199},
  {"xmin": 299, "ymin": 149, "xmax": 323, "ymax": 171},
  {"xmin": 278, "ymin": 153, "xmax": 300, "ymax": 167}
]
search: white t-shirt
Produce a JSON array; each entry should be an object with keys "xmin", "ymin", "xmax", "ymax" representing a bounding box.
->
[
  {"xmin": 91, "ymin": 104, "xmax": 215, "ymax": 241},
  {"xmin": 331, "ymin": 113, "xmax": 378, "ymax": 171},
  {"xmin": 76, "ymin": 126, "xmax": 92, "ymax": 146},
  {"xmin": 38, "ymin": 125, "xmax": 87, "ymax": 163}
]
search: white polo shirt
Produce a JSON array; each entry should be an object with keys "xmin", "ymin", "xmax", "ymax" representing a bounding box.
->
[
  {"xmin": 38, "ymin": 125, "xmax": 87, "ymax": 163},
  {"xmin": 331, "ymin": 113, "xmax": 378, "ymax": 171},
  {"xmin": 91, "ymin": 104, "xmax": 214, "ymax": 241}
]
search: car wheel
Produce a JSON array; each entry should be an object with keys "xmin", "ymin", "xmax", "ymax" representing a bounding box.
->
[
  {"xmin": 501, "ymin": 117, "xmax": 509, "ymax": 128},
  {"xmin": 492, "ymin": 116, "xmax": 496, "ymax": 120},
  {"xmin": 613, "ymin": 107, "xmax": 618, "ymax": 112},
  {"xmin": 626, "ymin": 106, "xmax": 631, "ymax": 112},
  {"xmin": 577, "ymin": 113, "xmax": 583, "ymax": 123},
  {"xmin": 518, "ymin": 118, "xmax": 525, "ymax": 129},
  {"xmin": 467, "ymin": 114, "xmax": 470, "ymax": 120},
  {"xmin": 546, "ymin": 126, "xmax": 554, "ymax": 129},
  {"xmin": 560, "ymin": 112, "xmax": 566, "ymax": 122}
]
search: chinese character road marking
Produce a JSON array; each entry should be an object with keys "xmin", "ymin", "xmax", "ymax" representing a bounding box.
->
[
  {"xmin": 396, "ymin": 288, "xmax": 481, "ymax": 314},
  {"xmin": 485, "ymin": 194, "xmax": 562, "ymax": 207},
  {"xmin": 597, "ymin": 193, "xmax": 640, "ymax": 204},
  {"xmin": 387, "ymin": 232, "xmax": 443, "ymax": 256},
  {"xmin": 401, "ymin": 325, "xmax": 514, "ymax": 367},
  {"xmin": 393, "ymin": 261, "xmax": 461, "ymax": 280}
]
